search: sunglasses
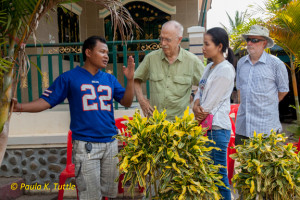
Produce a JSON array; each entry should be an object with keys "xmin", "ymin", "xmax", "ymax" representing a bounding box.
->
[{"xmin": 246, "ymin": 38, "xmax": 266, "ymax": 43}]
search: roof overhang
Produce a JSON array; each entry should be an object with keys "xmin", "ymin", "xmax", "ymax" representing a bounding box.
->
[{"xmin": 99, "ymin": 0, "xmax": 176, "ymax": 18}]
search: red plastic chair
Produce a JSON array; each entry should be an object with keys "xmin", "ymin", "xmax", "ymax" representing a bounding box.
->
[
  {"xmin": 58, "ymin": 130, "xmax": 79, "ymax": 200},
  {"xmin": 115, "ymin": 117, "xmax": 144, "ymax": 194},
  {"xmin": 292, "ymin": 137, "xmax": 300, "ymax": 153},
  {"xmin": 227, "ymin": 104, "xmax": 239, "ymax": 185}
]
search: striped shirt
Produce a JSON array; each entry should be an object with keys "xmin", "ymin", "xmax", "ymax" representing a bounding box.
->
[{"xmin": 236, "ymin": 51, "xmax": 289, "ymax": 137}]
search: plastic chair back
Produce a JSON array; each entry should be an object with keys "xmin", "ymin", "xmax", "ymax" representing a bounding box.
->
[
  {"xmin": 229, "ymin": 104, "xmax": 239, "ymax": 134},
  {"xmin": 227, "ymin": 104, "xmax": 239, "ymax": 185},
  {"xmin": 58, "ymin": 130, "xmax": 79, "ymax": 200},
  {"xmin": 115, "ymin": 117, "xmax": 144, "ymax": 193},
  {"xmin": 115, "ymin": 117, "xmax": 133, "ymax": 146},
  {"xmin": 66, "ymin": 130, "xmax": 73, "ymax": 172}
]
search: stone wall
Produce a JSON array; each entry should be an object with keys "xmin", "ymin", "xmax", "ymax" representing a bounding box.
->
[{"xmin": 0, "ymin": 147, "xmax": 73, "ymax": 188}]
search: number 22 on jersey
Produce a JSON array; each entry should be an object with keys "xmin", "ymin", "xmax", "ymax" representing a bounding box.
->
[{"xmin": 81, "ymin": 84, "xmax": 112, "ymax": 111}]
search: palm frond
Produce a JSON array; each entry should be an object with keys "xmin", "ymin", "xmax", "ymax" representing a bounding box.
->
[
  {"xmin": 86, "ymin": 0, "xmax": 140, "ymax": 42},
  {"xmin": 267, "ymin": 0, "xmax": 300, "ymax": 61},
  {"xmin": 268, "ymin": 25, "xmax": 300, "ymax": 59}
]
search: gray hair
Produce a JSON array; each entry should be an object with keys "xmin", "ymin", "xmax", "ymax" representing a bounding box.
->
[{"xmin": 162, "ymin": 20, "xmax": 184, "ymax": 37}]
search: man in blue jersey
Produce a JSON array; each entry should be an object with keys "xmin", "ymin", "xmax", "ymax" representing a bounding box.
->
[{"xmin": 12, "ymin": 36, "xmax": 135, "ymax": 200}]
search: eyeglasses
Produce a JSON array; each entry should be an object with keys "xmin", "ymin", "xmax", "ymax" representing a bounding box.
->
[
  {"xmin": 158, "ymin": 37, "xmax": 172, "ymax": 43},
  {"xmin": 158, "ymin": 37, "xmax": 179, "ymax": 43},
  {"xmin": 246, "ymin": 38, "xmax": 266, "ymax": 43}
]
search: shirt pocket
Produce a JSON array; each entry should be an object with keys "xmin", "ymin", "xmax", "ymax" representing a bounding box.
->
[
  {"xmin": 172, "ymin": 75, "xmax": 192, "ymax": 97},
  {"xmin": 252, "ymin": 74, "xmax": 275, "ymax": 93},
  {"xmin": 149, "ymin": 73, "xmax": 164, "ymax": 93}
]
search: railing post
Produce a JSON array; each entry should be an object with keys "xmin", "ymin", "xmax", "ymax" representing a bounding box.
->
[
  {"xmin": 58, "ymin": 54, "xmax": 63, "ymax": 75},
  {"xmin": 37, "ymin": 55, "xmax": 42, "ymax": 96},
  {"xmin": 112, "ymin": 44, "xmax": 118, "ymax": 110},
  {"xmin": 187, "ymin": 26, "xmax": 205, "ymax": 61},
  {"xmin": 123, "ymin": 45, "xmax": 128, "ymax": 110},
  {"xmin": 48, "ymin": 55, "xmax": 53, "ymax": 85},
  {"xmin": 69, "ymin": 54, "xmax": 74, "ymax": 70},
  {"xmin": 123, "ymin": 45, "xmax": 127, "ymax": 88},
  {"xmin": 145, "ymin": 51, "xmax": 150, "ymax": 100},
  {"xmin": 27, "ymin": 56, "xmax": 33, "ymax": 102}
]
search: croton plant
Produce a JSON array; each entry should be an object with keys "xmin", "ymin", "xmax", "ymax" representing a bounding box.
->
[
  {"xmin": 115, "ymin": 107, "xmax": 226, "ymax": 199},
  {"xmin": 231, "ymin": 130, "xmax": 300, "ymax": 200}
]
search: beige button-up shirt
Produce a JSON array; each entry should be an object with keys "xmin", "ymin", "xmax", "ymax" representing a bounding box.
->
[{"xmin": 134, "ymin": 48, "xmax": 204, "ymax": 121}]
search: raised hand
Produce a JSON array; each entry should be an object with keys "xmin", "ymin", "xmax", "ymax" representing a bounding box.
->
[{"xmin": 122, "ymin": 56, "xmax": 135, "ymax": 80}]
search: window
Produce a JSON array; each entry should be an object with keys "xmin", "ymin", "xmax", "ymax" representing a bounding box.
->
[{"xmin": 57, "ymin": 7, "xmax": 80, "ymax": 61}]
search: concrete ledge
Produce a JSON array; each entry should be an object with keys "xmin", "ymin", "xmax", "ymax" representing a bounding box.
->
[
  {"xmin": 10, "ymin": 111, "xmax": 70, "ymax": 136},
  {"xmin": 8, "ymin": 108, "xmax": 141, "ymax": 146}
]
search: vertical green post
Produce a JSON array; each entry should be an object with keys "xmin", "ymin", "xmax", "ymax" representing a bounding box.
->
[
  {"xmin": 28, "ymin": 56, "xmax": 33, "ymax": 102},
  {"xmin": 134, "ymin": 51, "xmax": 139, "ymax": 70},
  {"xmin": 123, "ymin": 46, "xmax": 128, "ymax": 110},
  {"xmin": 58, "ymin": 54, "xmax": 63, "ymax": 75},
  {"xmin": 80, "ymin": 54, "xmax": 84, "ymax": 66},
  {"xmin": 69, "ymin": 54, "xmax": 74, "ymax": 70},
  {"xmin": 123, "ymin": 46, "xmax": 128, "ymax": 87},
  {"xmin": 48, "ymin": 55, "xmax": 53, "ymax": 85},
  {"xmin": 37, "ymin": 55, "xmax": 42, "ymax": 96},
  {"xmin": 17, "ymin": 69, "xmax": 21, "ymax": 102},
  {"xmin": 145, "ymin": 51, "xmax": 150, "ymax": 99},
  {"xmin": 134, "ymin": 51, "xmax": 139, "ymax": 103},
  {"xmin": 112, "ymin": 45, "xmax": 118, "ymax": 110}
]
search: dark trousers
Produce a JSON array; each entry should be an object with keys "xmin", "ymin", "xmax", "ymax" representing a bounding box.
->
[{"xmin": 235, "ymin": 134, "xmax": 249, "ymax": 146}]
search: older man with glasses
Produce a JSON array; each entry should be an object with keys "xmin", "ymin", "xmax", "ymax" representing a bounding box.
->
[
  {"xmin": 235, "ymin": 25, "xmax": 289, "ymax": 145},
  {"xmin": 134, "ymin": 20, "xmax": 204, "ymax": 121}
]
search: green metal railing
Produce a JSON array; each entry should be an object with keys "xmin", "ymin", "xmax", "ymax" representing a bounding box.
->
[{"xmin": 17, "ymin": 38, "xmax": 189, "ymax": 109}]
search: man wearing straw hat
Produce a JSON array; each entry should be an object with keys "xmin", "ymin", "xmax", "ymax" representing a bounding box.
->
[{"xmin": 235, "ymin": 25, "xmax": 289, "ymax": 145}]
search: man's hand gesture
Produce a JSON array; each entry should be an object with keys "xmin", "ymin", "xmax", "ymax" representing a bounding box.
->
[{"xmin": 122, "ymin": 56, "xmax": 135, "ymax": 80}]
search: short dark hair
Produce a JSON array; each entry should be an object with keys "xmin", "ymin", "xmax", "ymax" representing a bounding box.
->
[
  {"xmin": 206, "ymin": 27, "xmax": 235, "ymax": 65},
  {"xmin": 82, "ymin": 36, "xmax": 107, "ymax": 61}
]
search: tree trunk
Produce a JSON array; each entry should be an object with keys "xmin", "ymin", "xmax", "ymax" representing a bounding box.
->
[
  {"xmin": 0, "ymin": 33, "xmax": 15, "ymax": 164},
  {"xmin": 0, "ymin": 122, "xmax": 9, "ymax": 164},
  {"xmin": 0, "ymin": 70, "xmax": 13, "ymax": 133},
  {"xmin": 0, "ymin": 74, "xmax": 13, "ymax": 164},
  {"xmin": 290, "ymin": 57, "xmax": 300, "ymax": 124}
]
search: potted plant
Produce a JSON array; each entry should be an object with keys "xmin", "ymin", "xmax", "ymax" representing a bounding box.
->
[
  {"xmin": 115, "ymin": 107, "xmax": 226, "ymax": 199},
  {"xmin": 231, "ymin": 130, "xmax": 300, "ymax": 200}
]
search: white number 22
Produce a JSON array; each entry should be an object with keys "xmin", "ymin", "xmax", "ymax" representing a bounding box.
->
[{"xmin": 81, "ymin": 84, "xmax": 112, "ymax": 111}]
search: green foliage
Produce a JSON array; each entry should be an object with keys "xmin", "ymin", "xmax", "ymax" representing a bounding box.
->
[
  {"xmin": 221, "ymin": 10, "xmax": 249, "ymax": 34},
  {"xmin": 115, "ymin": 107, "xmax": 225, "ymax": 199},
  {"xmin": 229, "ymin": 18, "xmax": 262, "ymax": 54},
  {"xmin": 231, "ymin": 130, "xmax": 300, "ymax": 200},
  {"xmin": 267, "ymin": 0, "xmax": 300, "ymax": 60},
  {"xmin": 265, "ymin": 0, "xmax": 300, "ymax": 123},
  {"xmin": 221, "ymin": 9, "xmax": 263, "ymax": 54},
  {"xmin": 265, "ymin": 0, "xmax": 292, "ymax": 13},
  {"xmin": 287, "ymin": 105, "xmax": 300, "ymax": 136}
]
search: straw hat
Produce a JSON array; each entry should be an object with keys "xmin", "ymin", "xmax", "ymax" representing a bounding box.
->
[{"xmin": 242, "ymin": 25, "xmax": 274, "ymax": 48}]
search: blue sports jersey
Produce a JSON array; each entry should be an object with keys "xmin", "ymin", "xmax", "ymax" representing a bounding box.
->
[{"xmin": 41, "ymin": 66, "xmax": 125, "ymax": 143}]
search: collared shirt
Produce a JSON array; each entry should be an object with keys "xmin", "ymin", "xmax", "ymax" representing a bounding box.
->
[
  {"xmin": 194, "ymin": 60, "xmax": 235, "ymax": 130},
  {"xmin": 134, "ymin": 48, "xmax": 204, "ymax": 121},
  {"xmin": 236, "ymin": 51, "xmax": 289, "ymax": 137}
]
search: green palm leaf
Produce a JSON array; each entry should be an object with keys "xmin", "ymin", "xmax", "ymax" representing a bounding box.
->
[{"xmin": 266, "ymin": 0, "xmax": 300, "ymax": 123}]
